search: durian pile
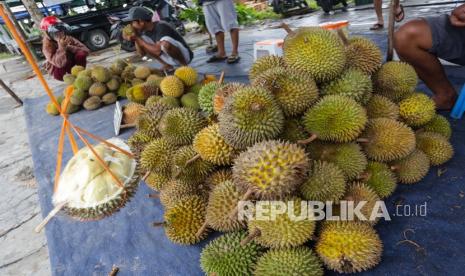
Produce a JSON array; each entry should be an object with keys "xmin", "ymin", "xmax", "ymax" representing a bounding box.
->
[
  {"xmin": 127, "ymin": 26, "xmax": 454, "ymax": 275},
  {"xmin": 45, "ymin": 60, "xmax": 164, "ymax": 115}
]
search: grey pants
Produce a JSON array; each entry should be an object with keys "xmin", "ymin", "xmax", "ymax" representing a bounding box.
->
[{"xmin": 202, "ymin": 0, "xmax": 239, "ymax": 34}]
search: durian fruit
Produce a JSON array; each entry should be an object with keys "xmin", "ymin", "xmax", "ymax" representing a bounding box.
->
[
  {"xmin": 373, "ymin": 61, "xmax": 418, "ymax": 102},
  {"xmin": 342, "ymin": 182, "xmax": 381, "ymax": 224},
  {"xmin": 249, "ymin": 55, "xmax": 286, "ymax": 81},
  {"xmin": 302, "ymin": 95, "xmax": 367, "ymax": 143},
  {"xmin": 233, "ymin": 140, "xmax": 309, "ymax": 200},
  {"xmin": 279, "ymin": 118, "xmax": 309, "ymax": 143},
  {"xmin": 106, "ymin": 77, "xmax": 120, "ymax": 91},
  {"xmin": 316, "ymin": 222, "xmax": 382, "ymax": 273},
  {"xmin": 127, "ymin": 131, "xmax": 153, "ymax": 158},
  {"xmin": 399, "ymin": 93, "xmax": 436, "ymax": 127},
  {"xmin": 146, "ymin": 74, "xmax": 164, "ymax": 87},
  {"xmin": 102, "ymin": 93, "xmax": 117, "ymax": 105},
  {"xmin": 218, "ymin": 87, "xmax": 284, "ymax": 149},
  {"xmin": 117, "ymin": 82, "xmax": 130, "ymax": 98},
  {"xmin": 126, "ymin": 83, "xmax": 157, "ymax": 104},
  {"xmin": 71, "ymin": 65, "xmax": 85, "ymax": 77},
  {"xmin": 45, "ymin": 101, "xmax": 59, "ymax": 115},
  {"xmin": 307, "ymin": 142, "xmax": 367, "ymax": 180},
  {"xmin": 70, "ymin": 88, "xmax": 88, "ymax": 106},
  {"xmin": 254, "ymin": 247, "xmax": 323, "ymax": 276},
  {"xmin": 160, "ymin": 75, "xmax": 184, "ymax": 97},
  {"xmin": 180, "ymin": 92, "xmax": 200, "ymax": 109},
  {"xmin": 158, "ymin": 96, "xmax": 180, "ymax": 108},
  {"xmin": 91, "ymin": 66, "xmax": 111, "ymax": 83},
  {"xmin": 171, "ymin": 145, "xmax": 214, "ymax": 183},
  {"xmin": 200, "ymin": 231, "xmax": 264, "ymax": 276},
  {"xmin": 122, "ymin": 24, "xmax": 135, "ymax": 36},
  {"xmin": 198, "ymin": 82, "xmax": 222, "ymax": 115},
  {"xmin": 205, "ymin": 169, "xmax": 233, "ymax": 189},
  {"xmin": 345, "ymin": 36, "xmax": 382, "ymax": 75},
  {"xmin": 158, "ymin": 108, "xmax": 207, "ymax": 146},
  {"xmin": 139, "ymin": 137, "xmax": 177, "ymax": 174},
  {"xmin": 193, "ymin": 124, "xmax": 237, "ymax": 166},
  {"xmin": 159, "ymin": 179, "xmax": 199, "ymax": 209},
  {"xmin": 416, "ymin": 131, "xmax": 453, "ymax": 166},
  {"xmin": 136, "ymin": 103, "xmax": 172, "ymax": 138},
  {"xmin": 283, "ymin": 27, "xmax": 346, "ymax": 83},
  {"xmin": 145, "ymin": 95, "xmax": 162, "ymax": 107},
  {"xmin": 63, "ymin": 74, "xmax": 76, "ymax": 85},
  {"xmin": 131, "ymin": 78, "xmax": 144, "ymax": 86},
  {"xmin": 89, "ymin": 82, "xmax": 107, "ymax": 97},
  {"xmin": 110, "ymin": 59, "xmax": 127, "ymax": 75},
  {"xmin": 145, "ymin": 171, "xmax": 170, "ymax": 191},
  {"xmin": 245, "ymin": 197, "xmax": 316, "ymax": 248},
  {"xmin": 121, "ymin": 65, "xmax": 135, "ymax": 81},
  {"xmin": 361, "ymin": 118, "xmax": 416, "ymax": 162},
  {"xmin": 366, "ymin": 94, "xmax": 399, "ymax": 120},
  {"xmin": 213, "ymin": 82, "xmax": 246, "ymax": 114},
  {"xmin": 61, "ymin": 101, "xmax": 80, "ymax": 114},
  {"xmin": 83, "ymin": 96, "xmax": 102, "ymax": 110},
  {"xmin": 188, "ymin": 83, "xmax": 203, "ymax": 94},
  {"xmin": 133, "ymin": 65, "xmax": 151, "ymax": 80},
  {"xmin": 364, "ymin": 161, "xmax": 397, "ymax": 198},
  {"xmin": 421, "ymin": 114, "xmax": 452, "ymax": 139},
  {"xmin": 253, "ymin": 67, "xmax": 319, "ymax": 116},
  {"xmin": 390, "ymin": 149, "xmax": 430, "ymax": 184},
  {"xmin": 77, "ymin": 69, "xmax": 91, "ymax": 78},
  {"xmin": 300, "ymin": 160, "xmax": 346, "ymax": 203},
  {"xmin": 122, "ymin": 102, "xmax": 143, "ymax": 125},
  {"xmin": 74, "ymin": 75, "xmax": 92, "ymax": 91},
  {"xmin": 321, "ymin": 68, "xmax": 372, "ymax": 104},
  {"xmin": 174, "ymin": 66, "xmax": 198, "ymax": 86},
  {"xmin": 158, "ymin": 195, "xmax": 207, "ymax": 244}
]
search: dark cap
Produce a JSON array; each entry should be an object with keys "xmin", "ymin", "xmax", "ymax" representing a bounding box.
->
[{"xmin": 123, "ymin": 7, "xmax": 153, "ymax": 22}]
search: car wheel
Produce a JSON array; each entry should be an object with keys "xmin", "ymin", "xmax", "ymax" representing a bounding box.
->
[{"xmin": 86, "ymin": 29, "xmax": 109, "ymax": 51}]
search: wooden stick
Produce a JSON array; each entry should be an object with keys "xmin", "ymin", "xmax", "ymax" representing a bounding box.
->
[
  {"xmin": 148, "ymin": 193, "xmax": 159, "ymax": 199},
  {"xmin": 356, "ymin": 138, "xmax": 370, "ymax": 143},
  {"xmin": 280, "ymin": 23, "xmax": 294, "ymax": 34},
  {"xmin": 196, "ymin": 222, "xmax": 208, "ymax": 238},
  {"xmin": 142, "ymin": 171, "xmax": 151, "ymax": 182},
  {"xmin": 0, "ymin": 78, "xmax": 23, "ymax": 106},
  {"xmin": 185, "ymin": 154, "xmax": 201, "ymax": 166},
  {"xmin": 152, "ymin": 221, "xmax": 166, "ymax": 227},
  {"xmin": 240, "ymin": 228, "xmax": 261, "ymax": 246},
  {"xmin": 108, "ymin": 266, "xmax": 119, "ymax": 276},
  {"xmin": 386, "ymin": 0, "xmax": 400, "ymax": 61},
  {"xmin": 218, "ymin": 71, "xmax": 225, "ymax": 84},
  {"xmin": 34, "ymin": 201, "xmax": 67, "ymax": 233},
  {"xmin": 120, "ymin": 123, "xmax": 136, "ymax": 129},
  {"xmin": 336, "ymin": 29, "xmax": 349, "ymax": 46},
  {"xmin": 53, "ymin": 120, "xmax": 67, "ymax": 192},
  {"xmin": 297, "ymin": 134, "xmax": 318, "ymax": 145}
]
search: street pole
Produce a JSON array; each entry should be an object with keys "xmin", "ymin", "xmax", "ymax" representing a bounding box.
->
[{"xmin": 20, "ymin": 0, "xmax": 44, "ymax": 28}]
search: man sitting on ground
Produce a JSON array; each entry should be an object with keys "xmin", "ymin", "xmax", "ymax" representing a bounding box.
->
[
  {"xmin": 394, "ymin": 4, "xmax": 464, "ymax": 109},
  {"xmin": 122, "ymin": 7, "xmax": 193, "ymax": 71}
]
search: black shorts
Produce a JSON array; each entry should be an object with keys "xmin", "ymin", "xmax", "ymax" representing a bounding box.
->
[{"xmin": 425, "ymin": 14, "xmax": 465, "ymax": 65}]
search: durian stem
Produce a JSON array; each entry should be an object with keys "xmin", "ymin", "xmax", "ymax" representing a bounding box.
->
[
  {"xmin": 297, "ymin": 134, "xmax": 318, "ymax": 145},
  {"xmin": 152, "ymin": 221, "xmax": 166, "ymax": 227},
  {"xmin": 120, "ymin": 123, "xmax": 136, "ymax": 129},
  {"xmin": 34, "ymin": 201, "xmax": 67, "ymax": 233},
  {"xmin": 240, "ymin": 228, "xmax": 261, "ymax": 246},
  {"xmin": 142, "ymin": 171, "xmax": 151, "ymax": 182},
  {"xmin": 229, "ymin": 189, "xmax": 254, "ymax": 220},
  {"xmin": 218, "ymin": 71, "xmax": 225, "ymax": 84},
  {"xmin": 185, "ymin": 154, "xmax": 201, "ymax": 166},
  {"xmin": 280, "ymin": 23, "xmax": 294, "ymax": 34},
  {"xmin": 148, "ymin": 193, "xmax": 159, "ymax": 199},
  {"xmin": 250, "ymin": 102, "xmax": 263, "ymax": 112},
  {"xmin": 195, "ymin": 221, "xmax": 209, "ymax": 238},
  {"xmin": 108, "ymin": 266, "xmax": 119, "ymax": 276},
  {"xmin": 336, "ymin": 29, "xmax": 349, "ymax": 46},
  {"xmin": 356, "ymin": 138, "xmax": 370, "ymax": 143},
  {"xmin": 390, "ymin": 165, "xmax": 399, "ymax": 172},
  {"xmin": 210, "ymin": 273, "xmax": 217, "ymax": 276},
  {"xmin": 357, "ymin": 172, "xmax": 371, "ymax": 181}
]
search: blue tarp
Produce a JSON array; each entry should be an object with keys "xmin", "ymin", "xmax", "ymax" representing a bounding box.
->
[{"xmin": 25, "ymin": 32, "xmax": 465, "ymax": 275}]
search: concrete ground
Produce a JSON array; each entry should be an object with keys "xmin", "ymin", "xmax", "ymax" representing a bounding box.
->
[{"xmin": 0, "ymin": 1, "xmax": 460, "ymax": 275}]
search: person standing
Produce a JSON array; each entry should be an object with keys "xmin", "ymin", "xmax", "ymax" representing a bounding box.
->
[
  {"xmin": 200, "ymin": 0, "xmax": 241, "ymax": 64},
  {"xmin": 370, "ymin": 0, "xmax": 405, "ymax": 30}
]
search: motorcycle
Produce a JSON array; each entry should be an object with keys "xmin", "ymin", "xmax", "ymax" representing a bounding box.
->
[{"xmin": 316, "ymin": 0, "xmax": 348, "ymax": 14}]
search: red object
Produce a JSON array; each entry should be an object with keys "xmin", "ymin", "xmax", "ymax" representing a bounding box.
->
[
  {"xmin": 51, "ymin": 50, "xmax": 87, "ymax": 81},
  {"xmin": 40, "ymin": 16, "xmax": 60, "ymax": 31}
]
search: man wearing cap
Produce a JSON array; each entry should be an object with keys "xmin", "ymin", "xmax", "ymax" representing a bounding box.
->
[{"xmin": 122, "ymin": 7, "xmax": 193, "ymax": 71}]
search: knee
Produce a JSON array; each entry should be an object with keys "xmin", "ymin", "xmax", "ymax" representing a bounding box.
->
[
  {"xmin": 160, "ymin": 41, "xmax": 172, "ymax": 52},
  {"xmin": 394, "ymin": 20, "xmax": 424, "ymax": 52}
]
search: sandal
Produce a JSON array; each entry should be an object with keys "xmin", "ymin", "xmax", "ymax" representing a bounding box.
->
[
  {"xmin": 370, "ymin": 23, "xmax": 384, "ymax": 30},
  {"xmin": 395, "ymin": 4, "xmax": 405, "ymax": 23},
  {"xmin": 227, "ymin": 55, "xmax": 241, "ymax": 64},
  {"xmin": 207, "ymin": 55, "xmax": 227, "ymax": 63}
]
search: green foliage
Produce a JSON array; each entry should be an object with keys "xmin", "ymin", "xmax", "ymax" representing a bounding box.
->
[{"xmin": 180, "ymin": 6, "xmax": 206, "ymax": 29}]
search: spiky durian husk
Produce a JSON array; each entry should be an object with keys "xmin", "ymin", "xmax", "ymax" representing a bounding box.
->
[
  {"xmin": 391, "ymin": 149, "xmax": 430, "ymax": 184},
  {"xmin": 399, "ymin": 93, "xmax": 436, "ymax": 127},
  {"xmin": 303, "ymin": 95, "xmax": 367, "ymax": 142},
  {"xmin": 300, "ymin": 160, "xmax": 346, "ymax": 203},
  {"xmin": 163, "ymin": 195, "xmax": 207, "ymax": 244},
  {"xmin": 361, "ymin": 118, "xmax": 416, "ymax": 162},
  {"xmin": 218, "ymin": 87, "xmax": 284, "ymax": 149},
  {"xmin": 158, "ymin": 107, "xmax": 207, "ymax": 146},
  {"xmin": 122, "ymin": 102, "xmax": 143, "ymax": 125},
  {"xmin": 136, "ymin": 103, "xmax": 172, "ymax": 138},
  {"xmin": 233, "ymin": 140, "xmax": 309, "ymax": 199},
  {"xmin": 364, "ymin": 161, "xmax": 397, "ymax": 198},
  {"xmin": 342, "ymin": 182, "xmax": 381, "ymax": 224},
  {"xmin": 174, "ymin": 66, "xmax": 198, "ymax": 86},
  {"xmin": 316, "ymin": 222, "xmax": 382, "ymax": 273},
  {"xmin": 416, "ymin": 131, "xmax": 454, "ymax": 166},
  {"xmin": 200, "ymin": 231, "xmax": 265, "ymax": 276},
  {"xmin": 139, "ymin": 138, "xmax": 177, "ymax": 174},
  {"xmin": 279, "ymin": 118, "xmax": 309, "ymax": 143},
  {"xmin": 127, "ymin": 83, "xmax": 157, "ymax": 104},
  {"xmin": 345, "ymin": 36, "xmax": 382, "ymax": 75},
  {"xmin": 249, "ymin": 55, "xmax": 286, "ymax": 81},
  {"xmin": 205, "ymin": 180, "xmax": 246, "ymax": 232},
  {"xmin": 158, "ymin": 96, "xmax": 180, "ymax": 108},
  {"xmin": 253, "ymin": 67, "xmax": 319, "ymax": 116},
  {"xmin": 91, "ymin": 66, "xmax": 111, "ymax": 83},
  {"xmin": 71, "ymin": 65, "xmax": 85, "ymax": 77},
  {"xmin": 366, "ymin": 94, "xmax": 399, "ymax": 120},
  {"xmin": 205, "ymin": 169, "xmax": 233, "ymax": 189},
  {"xmin": 74, "ymin": 75, "xmax": 92, "ymax": 91},
  {"xmin": 181, "ymin": 93, "xmax": 200, "ymax": 110},
  {"xmin": 193, "ymin": 124, "xmax": 237, "ymax": 166},
  {"xmin": 199, "ymin": 82, "xmax": 222, "ymax": 116},
  {"xmin": 247, "ymin": 197, "xmax": 316, "ymax": 248},
  {"xmin": 171, "ymin": 145, "xmax": 214, "ymax": 183},
  {"xmin": 127, "ymin": 131, "xmax": 153, "ymax": 159},
  {"xmin": 159, "ymin": 179, "xmax": 199, "ymax": 209},
  {"xmin": 307, "ymin": 142, "xmax": 367, "ymax": 180},
  {"xmin": 373, "ymin": 61, "xmax": 418, "ymax": 102},
  {"xmin": 121, "ymin": 65, "xmax": 135, "ymax": 81},
  {"xmin": 421, "ymin": 114, "xmax": 452, "ymax": 139},
  {"xmin": 145, "ymin": 95, "xmax": 162, "ymax": 107},
  {"xmin": 321, "ymin": 68, "xmax": 372, "ymax": 104},
  {"xmin": 213, "ymin": 82, "xmax": 246, "ymax": 114},
  {"xmin": 254, "ymin": 247, "xmax": 324, "ymax": 276},
  {"xmin": 146, "ymin": 74, "xmax": 164, "ymax": 87},
  {"xmin": 134, "ymin": 66, "xmax": 151, "ymax": 79},
  {"xmin": 160, "ymin": 75, "xmax": 184, "ymax": 97},
  {"xmin": 144, "ymin": 171, "xmax": 170, "ymax": 191},
  {"xmin": 283, "ymin": 27, "xmax": 346, "ymax": 83}
]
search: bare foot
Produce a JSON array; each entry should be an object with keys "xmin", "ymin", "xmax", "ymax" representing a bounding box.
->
[{"xmin": 433, "ymin": 92, "xmax": 457, "ymax": 110}]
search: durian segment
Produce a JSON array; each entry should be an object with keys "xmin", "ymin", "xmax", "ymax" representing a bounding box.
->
[
  {"xmin": 373, "ymin": 61, "xmax": 418, "ymax": 102},
  {"xmin": 233, "ymin": 140, "xmax": 309, "ymax": 199},
  {"xmin": 421, "ymin": 114, "xmax": 452, "ymax": 139},
  {"xmin": 391, "ymin": 149, "xmax": 430, "ymax": 184},
  {"xmin": 139, "ymin": 137, "xmax": 177, "ymax": 174},
  {"xmin": 346, "ymin": 36, "xmax": 382, "ymax": 75},
  {"xmin": 303, "ymin": 95, "xmax": 367, "ymax": 143},
  {"xmin": 361, "ymin": 118, "xmax": 416, "ymax": 162},
  {"xmin": 316, "ymin": 222, "xmax": 382, "ymax": 273},
  {"xmin": 200, "ymin": 231, "xmax": 264, "ymax": 276},
  {"xmin": 300, "ymin": 160, "xmax": 346, "ymax": 203},
  {"xmin": 160, "ymin": 75, "xmax": 184, "ymax": 97},
  {"xmin": 249, "ymin": 55, "xmax": 286, "ymax": 81},
  {"xmin": 171, "ymin": 145, "xmax": 214, "ymax": 183},
  {"xmin": 416, "ymin": 131, "xmax": 454, "ymax": 166},
  {"xmin": 399, "ymin": 93, "xmax": 436, "ymax": 127},
  {"xmin": 174, "ymin": 66, "xmax": 198, "ymax": 86},
  {"xmin": 283, "ymin": 27, "xmax": 346, "ymax": 83},
  {"xmin": 193, "ymin": 124, "xmax": 237, "ymax": 166},
  {"xmin": 342, "ymin": 182, "xmax": 381, "ymax": 224},
  {"xmin": 364, "ymin": 161, "xmax": 397, "ymax": 198},
  {"xmin": 254, "ymin": 247, "xmax": 323, "ymax": 276},
  {"xmin": 219, "ymin": 87, "xmax": 284, "ymax": 149},
  {"xmin": 158, "ymin": 107, "xmax": 207, "ymax": 146},
  {"xmin": 366, "ymin": 94, "xmax": 399, "ymax": 120},
  {"xmin": 321, "ymin": 68, "xmax": 372, "ymax": 104},
  {"xmin": 199, "ymin": 82, "xmax": 222, "ymax": 116}
]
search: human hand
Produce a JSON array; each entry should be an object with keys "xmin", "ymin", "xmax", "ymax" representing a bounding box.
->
[
  {"xmin": 450, "ymin": 4, "xmax": 465, "ymax": 27},
  {"xmin": 57, "ymin": 37, "xmax": 68, "ymax": 48}
]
